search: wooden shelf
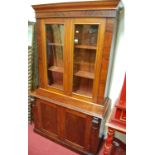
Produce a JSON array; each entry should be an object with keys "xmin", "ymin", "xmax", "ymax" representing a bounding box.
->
[
  {"xmin": 73, "ymin": 89, "xmax": 92, "ymax": 97},
  {"xmin": 49, "ymin": 83, "xmax": 63, "ymax": 90},
  {"xmin": 48, "ymin": 66, "xmax": 64, "ymax": 73},
  {"xmin": 74, "ymin": 70, "xmax": 94, "ymax": 79},
  {"xmin": 48, "ymin": 43, "xmax": 64, "ymax": 46},
  {"xmin": 75, "ymin": 45, "xmax": 96, "ymax": 50}
]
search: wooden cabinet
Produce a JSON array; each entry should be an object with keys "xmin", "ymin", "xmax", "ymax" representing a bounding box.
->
[
  {"xmin": 32, "ymin": 98, "xmax": 102, "ymax": 154},
  {"xmin": 30, "ymin": 1, "xmax": 122, "ymax": 154}
]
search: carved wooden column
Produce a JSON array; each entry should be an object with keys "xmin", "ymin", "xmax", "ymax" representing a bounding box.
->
[{"xmin": 103, "ymin": 127, "xmax": 115, "ymax": 155}]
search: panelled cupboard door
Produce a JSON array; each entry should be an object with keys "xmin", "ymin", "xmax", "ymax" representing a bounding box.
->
[
  {"xmin": 34, "ymin": 99, "xmax": 59, "ymax": 138},
  {"xmin": 63, "ymin": 108, "xmax": 92, "ymax": 151}
]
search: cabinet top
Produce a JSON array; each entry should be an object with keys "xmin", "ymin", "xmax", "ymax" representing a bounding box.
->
[{"xmin": 32, "ymin": 0, "xmax": 120, "ymax": 12}]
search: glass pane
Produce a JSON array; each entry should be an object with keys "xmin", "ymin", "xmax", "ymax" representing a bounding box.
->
[
  {"xmin": 74, "ymin": 25, "xmax": 98, "ymax": 46},
  {"xmin": 45, "ymin": 24, "xmax": 64, "ymax": 90},
  {"xmin": 73, "ymin": 24, "xmax": 99, "ymax": 97}
]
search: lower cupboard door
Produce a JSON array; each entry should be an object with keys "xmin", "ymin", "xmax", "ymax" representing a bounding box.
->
[
  {"xmin": 63, "ymin": 108, "xmax": 93, "ymax": 151},
  {"xmin": 34, "ymin": 99, "xmax": 59, "ymax": 137}
]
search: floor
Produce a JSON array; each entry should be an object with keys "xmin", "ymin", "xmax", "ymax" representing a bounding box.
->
[
  {"xmin": 28, "ymin": 124, "xmax": 125, "ymax": 155},
  {"xmin": 28, "ymin": 124, "xmax": 78, "ymax": 155}
]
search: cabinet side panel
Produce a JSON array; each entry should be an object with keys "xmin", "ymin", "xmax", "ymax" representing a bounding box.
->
[
  {"xmin": 93, "ymin": 19, "xmax": 106, "ymax": 102},
  {"xmin": 32, "ymin": 101, "xmax": 40, "ymax": 129},
  {"xmin": 97, "ymin": 18, "xmax": 115, "ymax": 103}
]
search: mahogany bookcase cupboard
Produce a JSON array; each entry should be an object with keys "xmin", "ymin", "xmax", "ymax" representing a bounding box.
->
[{"xmin": 30, "ymin": 1, "xmax": 122, "ymax": 154}]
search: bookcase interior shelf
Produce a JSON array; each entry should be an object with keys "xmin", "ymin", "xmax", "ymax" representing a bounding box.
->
[
  {"xmin": 75, "ymin": 45, "xmax": 96, "ymax": 50},
  {"xmin": 74, "ymin": 70, "xmax": 94, "ymax": 79},
  {"xmin": 49, "ymin": 83, "xmax": 63, "ymax": 90},
  {"xmin": 73, "ymin": 89, "xmax": 92, "ymax": 97},
  {"xmin": 48, "ymin": 43, "xmax": 64, "ymax": 46},
  {"xmin": 48, "ymin": 66, "xmax": 64, "ymax": 73}
]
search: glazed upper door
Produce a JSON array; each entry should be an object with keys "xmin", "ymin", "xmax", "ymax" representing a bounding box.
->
[
  {"xmin": 45, "ymin": 20, "xmax": 65, "ymax": 91},
  {"xmin": 40, "ymin": 18, "xmax": 106, "ymax": 102},
  {"xmin": 46, "ymin": 24, "xmax": 64, "ymax": 90},
  {"xmin": 40, "ymin": 19, "xmax": 70, "ymax": 94},
  {"xmin": 71, "ymin": 19, "xmax": 106, "ymax": 102}
]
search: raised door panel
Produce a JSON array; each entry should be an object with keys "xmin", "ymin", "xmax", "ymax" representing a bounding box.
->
[
  {"xmin": 63, "ymin": 109, "xmax": 92, "ymax": 151},
  {"xmin": 65, "ymin": 112, "xmax": 85, "ymax": 147},
  {"xmin": 36, "ymin": 99, "xmax": 59, "ymax": 137},
  {"xmin": 40, "ymin": 102, "xmax": 58, "ymax": 135}
]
